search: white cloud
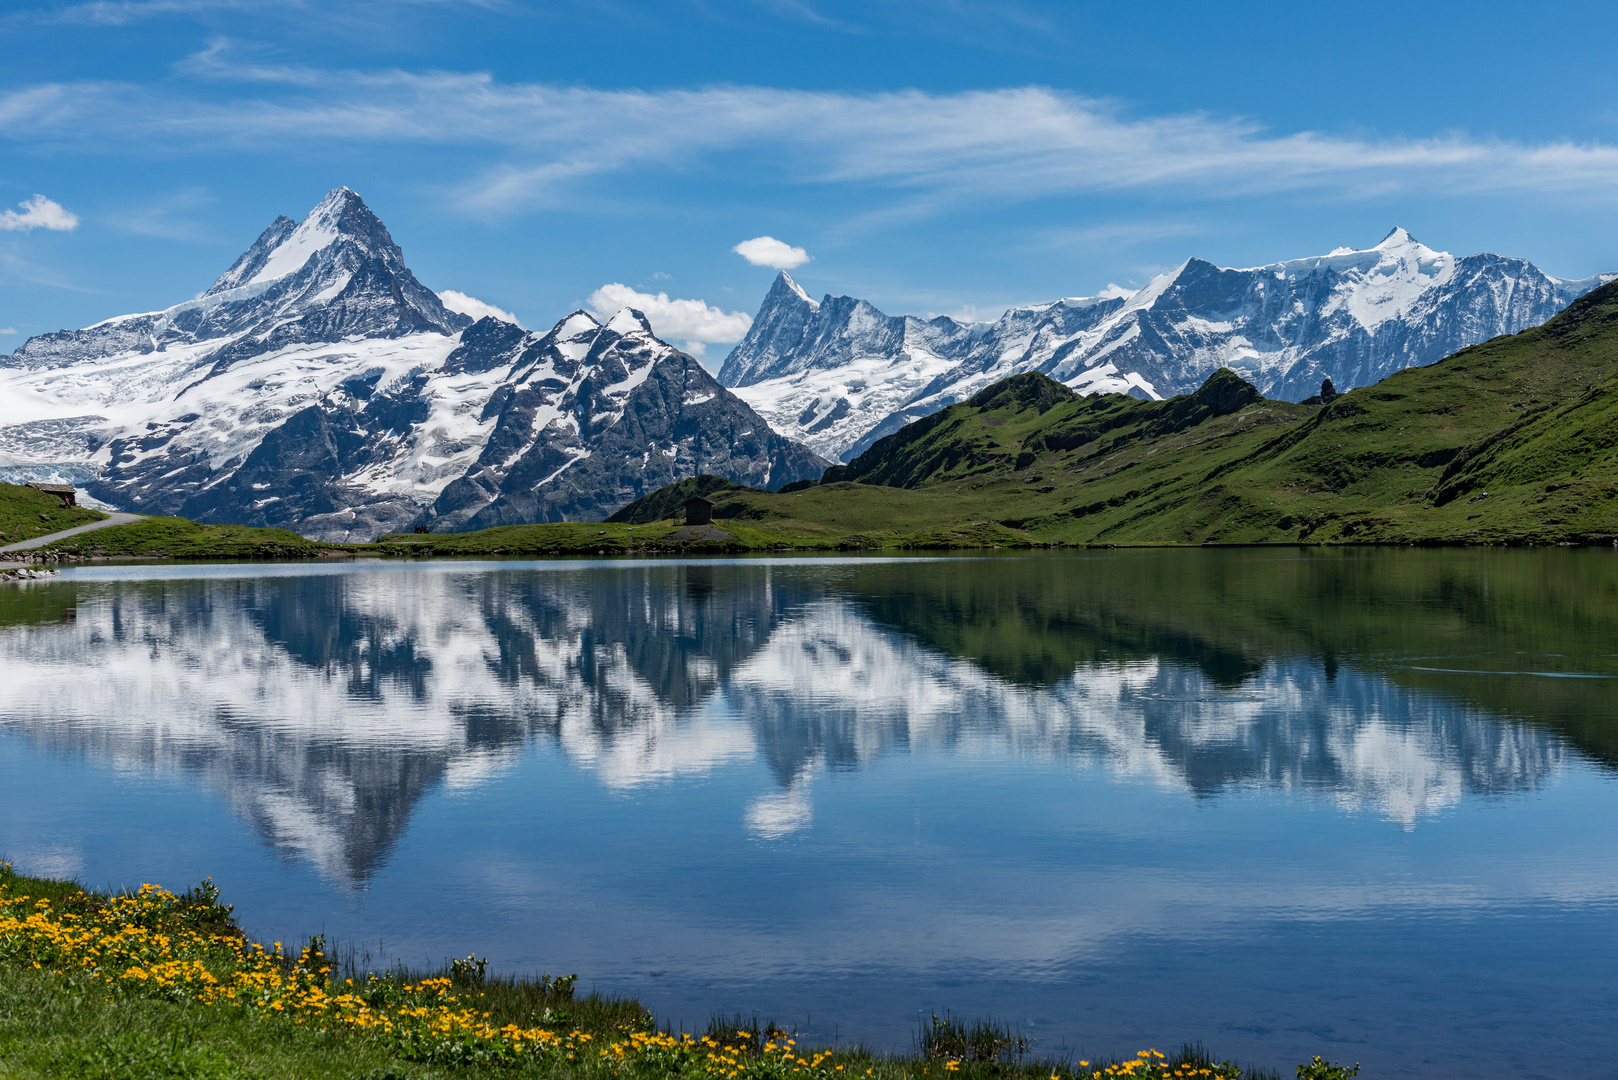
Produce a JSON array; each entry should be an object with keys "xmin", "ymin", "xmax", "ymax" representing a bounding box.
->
[
  {"xmin": 586, "ymin": 283, "xmax": 752, "ymax": 355},
  {"xmin": 733, "ymin": 236, "xmax": 811, "ymax": 269},
  {"xmin": 5, "ymin": 64, "xmax": 1618, "ymax": 218},
  {"xmin": 0, "ymin": 195, "xmax": 80, "ymax": 233},
  {"xmin": 437, "ymin": 289, "xmax": 522, "ymax": 327},
  {"xmin": 0, "ymin": 327, "xmax": 15, "ymax": 335}
]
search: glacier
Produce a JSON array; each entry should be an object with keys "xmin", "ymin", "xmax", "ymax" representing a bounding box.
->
[
  {"xmin": 0, "ymin": 187, "xmax": 825, "ymax": 540},
  {"xmin": 721, "ymin": 229, "xmax": 1617, "ymax": 462}
]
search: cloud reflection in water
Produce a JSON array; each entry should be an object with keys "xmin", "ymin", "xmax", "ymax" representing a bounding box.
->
[{"xmin": 0, "ymin": 560, "xmax": 1572, "ymax": 880}]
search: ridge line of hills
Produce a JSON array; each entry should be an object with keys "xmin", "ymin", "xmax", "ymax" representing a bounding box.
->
[
  {"xmin": 720, "ymin": 232, "xmax": 1617, "ymax": 463},
  {"xmin": 0, "ymin": 187, "xmax": 827, "ymax": 543},
  {"xmin": 23, "ymin": 277, "xmax": 1618, "ymax": 558},
  {"xmin": 2, "ymin": 185, "xmax": 1614, "ymax": 548}
]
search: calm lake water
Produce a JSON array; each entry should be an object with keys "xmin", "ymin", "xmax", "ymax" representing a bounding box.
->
[{"xmin": 2, "ymin": 550, "xmax": 1616, "ymax": 1078}]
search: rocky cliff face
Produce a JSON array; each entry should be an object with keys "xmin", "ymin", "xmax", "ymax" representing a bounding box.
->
[
  {"xmin": 13, "ymin": 187, "xmax": 469, "ymax": 373},
  {"xmin": 0, "ymin": 188, "xmax": 825, "ymax": 539},
  {"xmin": 721, "ymin": 232, "xmax": 1616, "ymax": 461},
  {"xmin": 421, "ymin": 308, "xmax": 827, "ymax": 530}
]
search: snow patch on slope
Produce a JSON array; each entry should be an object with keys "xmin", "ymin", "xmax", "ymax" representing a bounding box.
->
[{"xmin": 721, "ymin": 232, "xmax": 1613, "ymax": 460}]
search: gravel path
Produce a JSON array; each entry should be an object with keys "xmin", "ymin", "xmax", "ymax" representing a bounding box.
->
[{"xmin": 0, "ymin": 512, "xmax": 144, "ymax": 553}]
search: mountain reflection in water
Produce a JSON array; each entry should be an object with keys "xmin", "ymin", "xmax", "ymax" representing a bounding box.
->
[{"xmin": 1, "ymin": 551, "xmax": 1610, "ymax": 884}]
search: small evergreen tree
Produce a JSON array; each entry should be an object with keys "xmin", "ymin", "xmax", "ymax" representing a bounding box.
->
[{"xmin": 1319, "ymin": 377, "xmax": 1338, "ymax": 403}]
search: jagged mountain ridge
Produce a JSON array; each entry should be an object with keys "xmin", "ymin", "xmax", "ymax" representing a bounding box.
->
[
  {"xmin": 722, "ymin": 230, "xmax": 1616, "ymax": 461},
  {"xmin": 14, "ymin": 187, "xmax": 470, "ymax": 372},
  {"xmin": 0, "ymin": 188, "xmax": 825, "ymax": 539},
  {"xmin": 422, "ymin": 308, "xmax": 828, "ymax": 530}
]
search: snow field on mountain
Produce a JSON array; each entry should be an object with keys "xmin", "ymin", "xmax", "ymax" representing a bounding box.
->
[
  {"xmin": 733, "ymin": 343, "xmax": 961, "ymax": 460},
  {"xmin": 0, "ymin": 332, "xmax": 480, "ymax": 499},
  {"xmin": 720, "ymin": 230, "xmax": 1616, "ymax": 461}
]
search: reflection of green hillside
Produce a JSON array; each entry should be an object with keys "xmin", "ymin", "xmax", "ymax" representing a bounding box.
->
[
  {"xmin": 837, "ymin": 550, "xmax": 1618, "ymax": 766},
  {"xmin": 0, "ymin": 583, "xmax": 81, "ymax": 629}
]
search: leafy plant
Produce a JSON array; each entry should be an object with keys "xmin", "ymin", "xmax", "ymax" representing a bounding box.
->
[{"xmin": 448, "ymin": 953, "xmax": 487, "ymax": 985}]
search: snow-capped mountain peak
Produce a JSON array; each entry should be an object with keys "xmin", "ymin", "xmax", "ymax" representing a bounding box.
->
[
  {"xmin": 780, "ymin": 271, "xmax": 817, "ymax": 307},
  {"xmin": 721, "ymin": 233, "xmax": 1615, "ymax": 462},
  {"xmin": 1118, "ymin": 260, "xmax": 1190, "ymax": 316},
  {"xmin": 606, "ymin": 306, "xmax": 656, "ymax": 337},
  {"xmin": 1377, "ymin": 225, "xmax": 1415, "ymax": 247},
  {"xmin": 206, "ymin": 186, "xmax": 386, "ymax": 296},
  {"xmin": 0, "ymin": 189, "xmax": 824, "ymax": 539},
  {"xmin": 552, "ymin": 310, "xmax": 601, "ymax": 340}
]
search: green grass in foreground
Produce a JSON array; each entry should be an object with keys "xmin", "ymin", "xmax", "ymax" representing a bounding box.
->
[
  {"xmin": 41, "ymin": 516, "xmax": 331, "ymax": 560},
  {"xmin": 0, "ymin": 863, "xmax": 1354, "ymax": 1080},
  {"xmin": 0, "ymin": 485, "xmax": 104, "ymax": 547}
]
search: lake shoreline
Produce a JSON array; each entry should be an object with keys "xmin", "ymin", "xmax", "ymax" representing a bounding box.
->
[
  {"xmin": 0, "ymin": 863, "xmax": 1333, "ymax": 1080},
  {"xmin": 4, "ymin": 551, "xmax": 1612, "ymax": 1078},
  {"xmin": 20, "ymin": 529, "xmax": 1618, "ymax": 565}
]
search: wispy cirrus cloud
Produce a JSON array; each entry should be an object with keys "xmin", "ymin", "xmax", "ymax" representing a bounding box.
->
[
  {"xmin": 4, "ymin": 58, "xmax": 1618, "ymax": 220},
  {"xmin": 106, "ymin": 186, "xmax": 219, "ymax": 242},
  {"xmin": 1, "ymin": 0, "xmax": 511, "ymax": 28}
]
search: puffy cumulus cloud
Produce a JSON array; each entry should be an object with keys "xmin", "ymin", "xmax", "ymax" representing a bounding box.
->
[
  {"xmin": 586, "ymin": 283, "xmax": 752, "ymax": 357},
  {"xmin": 0, "ymin": 195, "xmax": 80, "ymax": 233},
  {"xmin": 437, "ymin": 289, "xmax": 522, "ymax": 327},
  {"xmin": 733, "ymin": 236, "xmax": 811, "ymax": 269}
]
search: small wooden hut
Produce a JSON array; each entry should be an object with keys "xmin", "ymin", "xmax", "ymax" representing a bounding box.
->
[
  {"xmin": 26, "ymin": 482, "xmax": 77, "ymax": 508},
  {"xmin": 682, "ymin": 496, "xmax": 715, "ymax": 526}
]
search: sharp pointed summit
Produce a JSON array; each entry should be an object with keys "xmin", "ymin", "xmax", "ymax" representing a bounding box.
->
[
  {"xmin": 719, "ymin": 233, "xmax": 1617, "ymax": 462},
  {"xmin": 205, "ymin": 187, "xmax": 398, "ymax": 296},
  {"xmin": 718, "ymin": 270, "xmax": 829, "ymax": 386},
  {"xmin": 778, "ymin": 271, "xmax": 816, "ymax": 307},
  {"xmin": 1377, "ymin": 226, "xmax": 1420, "ymax": 248},
  {"xmin": 0, "ymin": 187, "xmax": 826, "ymax": 540}
]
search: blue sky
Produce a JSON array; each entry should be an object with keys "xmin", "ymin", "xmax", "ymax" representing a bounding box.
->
[{"xmin": 4, "ymin": 0, "xmax": 1618, "ymax": 365}]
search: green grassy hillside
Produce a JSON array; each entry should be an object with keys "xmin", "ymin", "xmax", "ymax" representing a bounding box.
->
[
  {"xmin": 49, "ymin": 281, "xmax": 1615, "ymax": 560},
  {"xmin": 602, "ymin": 278, "xmax": 1618, "ymax": 548},
  {"xmin": 0, "ymin": 484, "xmax": 105, "ymax": 545},
  {"xmin": 42, "ymin": 516, "xmax": 330, "ymax": 559}
]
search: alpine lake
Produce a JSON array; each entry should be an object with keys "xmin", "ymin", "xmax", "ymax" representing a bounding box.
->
[{"xmin": 2, "ymin": 548, "xmax": 1615, "ymax": 1080}]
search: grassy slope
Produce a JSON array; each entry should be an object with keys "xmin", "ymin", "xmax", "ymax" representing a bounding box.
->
[
  {"xmin": 24, "ymin": 283, "xmax": 1615, "ymax": 560},
  {"xmin": 0, "ymin": 484, "xmax": 104, "ymax": 546},
  {"xmin": 373, "ymin": 496, "xmax": 1039, "ymax": 556},
  {"xmin": 42, "ymin": 516, "xmax": 330, "ymax": 559},
  {"xmin": 652, "ymin": 279, "xmax": 1618, "ymax": 548}
]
